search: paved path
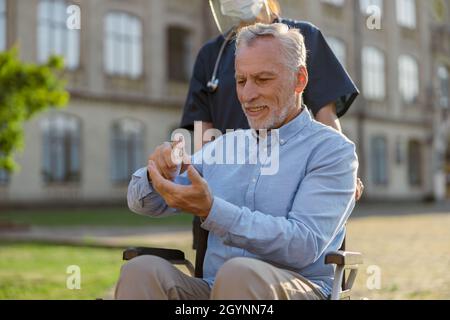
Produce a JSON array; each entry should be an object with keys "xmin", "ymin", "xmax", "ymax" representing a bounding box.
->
[
  {"xmin": 1, "ymin": 201, "xmax": 449, "ymax": 247},
  {"xmin": 0, "ymin": 225, "xmax": 192, "ymax": 248}
]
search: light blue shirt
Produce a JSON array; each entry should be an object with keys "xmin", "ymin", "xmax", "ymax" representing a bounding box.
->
[{"xmin": 127, "ymin": 109, "xmax": 358, "ymax": 297}]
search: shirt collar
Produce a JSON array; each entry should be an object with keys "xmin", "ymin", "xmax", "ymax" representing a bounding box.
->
[{"xmin": 250, "ymin": 106, "xmax": 312, "ymax": 146}]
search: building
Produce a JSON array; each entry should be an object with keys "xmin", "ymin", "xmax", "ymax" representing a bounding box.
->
[
  {"xmin": 280, "ymin": 0, "xmax": 450, "ymax": 201},
  {"xmin": 0, "ymin": 0, "xmax": 213, "ymax": 206},
  {"xmin": 0, "ymin": 0, "xmax": 449, "ymax": 206}
]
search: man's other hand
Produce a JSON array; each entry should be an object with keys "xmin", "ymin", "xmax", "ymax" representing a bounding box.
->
[
  {"xmin": 148, "ymin": 161, "xmax": 213, "ymax": 218},
  {"xmin": 147, "ymin": 139, "xmax": 186, "ymax": 181}
]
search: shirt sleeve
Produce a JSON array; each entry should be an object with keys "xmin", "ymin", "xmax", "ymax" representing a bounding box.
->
[
  {"xmin": 127, "ymin": 152, "xmax": 206, "ymax": 217},
  {"xmin": 301, "ymin": 23, "xmax": 359, "ymax": 118},
  {"xmin": 179, "ymin": 44, "xmax": 213, "ymax": 131},
  {"xmin": 126, "ymin": 167, "xmax": 179, "ymax": 218},
  {"xmin": 201, "ymin": 139, "xmax": 358, "ymax": 270}
]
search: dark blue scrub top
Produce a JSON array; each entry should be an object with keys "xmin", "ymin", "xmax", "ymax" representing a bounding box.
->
[{"xmin": 180, "ymin": 18, "xmax": 359, "ymax": 133}]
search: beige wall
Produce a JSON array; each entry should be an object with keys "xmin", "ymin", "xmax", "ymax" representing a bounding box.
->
[{"xmin": 5, "ymin": 97, "xmax": 182, "ymax": 204}]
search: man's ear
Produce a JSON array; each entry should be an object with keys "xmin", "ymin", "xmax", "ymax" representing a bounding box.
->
[{"xmin": 295, "ymin": 66, "xmax": 308, "ymax": 94}]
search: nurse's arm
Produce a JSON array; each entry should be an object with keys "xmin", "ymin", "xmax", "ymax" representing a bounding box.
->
[
  {"xmin": 315, "ymin": 102, "xmax": 342, "ymax": 132},
  {"xmin": 315, "ymin": 102, "xmax": 365, "ymax": 201}
]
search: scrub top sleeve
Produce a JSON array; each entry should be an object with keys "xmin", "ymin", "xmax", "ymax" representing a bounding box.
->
[
  {"xmin": 303, "ymin": 26, "xmax": 359, "ymax": 118},
  {"xmin": 180, "ymin": 46, "xmax": 213, "ymax": 131}
]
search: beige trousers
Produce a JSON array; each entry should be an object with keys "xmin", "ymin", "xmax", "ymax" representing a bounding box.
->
[{"xmin": 115, "ymin": 255, "xmax": 326, "ymax": 300}]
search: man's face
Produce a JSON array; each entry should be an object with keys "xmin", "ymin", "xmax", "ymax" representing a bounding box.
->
[{"xmin": 235, "ymin": 37, "xmax": 300, "ymax": 130}]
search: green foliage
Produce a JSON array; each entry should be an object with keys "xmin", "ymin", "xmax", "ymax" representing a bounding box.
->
[{"xmin": 0, "ymin": 47, "xmax": 69, "ymax": 172}]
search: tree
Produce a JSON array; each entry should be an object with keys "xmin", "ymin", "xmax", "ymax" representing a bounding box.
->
[{"xmin": 0, "ymin": 47, "xmax": 69, "ymax": 173}]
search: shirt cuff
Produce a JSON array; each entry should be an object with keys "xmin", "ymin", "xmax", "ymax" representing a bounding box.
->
[
  {"xmin": 133, "ymin": 167, "xmax": 154, "ymax": 200},
  {"xmin": 200, "ymin": 196, "xmax": 241, "ymax": 238}
]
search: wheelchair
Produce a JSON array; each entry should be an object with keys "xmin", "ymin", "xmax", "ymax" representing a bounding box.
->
[{"xmin": 122, "ymin": 219, "xmax": 363, "ymax": 300}]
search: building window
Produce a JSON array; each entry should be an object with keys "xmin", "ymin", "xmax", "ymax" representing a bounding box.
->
[
  {"xmin": 321, "ymin": 0, "xmax": 345, "ymax": 6},
  {"xmin": 408, "ymin": 140, "xmax": 422, "ymax": 186},
  {"xmin": 396, "ymin": 0, "xmax": 416, "ymax": 29},
  {"xmin": 111, "ymin": 119, "xmax": 144, "ymax": 183},
  {"xmin": 326, "ymin": 37, "xmax": 346, "ymax": 67},
  {"xmin": 371, "ymin": 136, "xmax": 388, "ymax": 186},
  {"xmin": 360, "ymin": 0, "xmax": 383, "ymax": 16},
  {"xmin": 398, "ymin": 55, "xmax": 419, "ymax": 104},
  {"xmin": 41, "ymin": 114, "xmax": 81, "ymax": 183},
  {"xmin": 395, "ymin": 137, "xmax": 404, "ymax": 164},
  {"xmin": 0, "ymin": 0, "xmax": 6, "ymax": 51},
  {"xmin": 0, "ymin": 169, "xmax": 9, "ymax": 185},
  {"xmin": 362, "ymin": 46, "xmax": 386, "ymax": 101},
  {"xmin": 167, "ymin": 26, "xmax": 192, "ymax": 83},
  {"xmin": 438, "ymin": 66, "xmax": 449, "ymax": 109},
  {"xmin": 38, "ymin": 0, "xmax": 80, "ymax": 69},
  {"xmin": 104, "ymin": 12, "xmax": 143, "ymax": 79}
]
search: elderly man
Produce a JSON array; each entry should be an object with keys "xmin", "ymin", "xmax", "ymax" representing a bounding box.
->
[{"xmin": 115, "ymin": 23, "xmax": 358, "ymax": 300}]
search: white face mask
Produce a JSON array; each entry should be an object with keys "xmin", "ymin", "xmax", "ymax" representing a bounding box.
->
[{"xmin": 219, "ymin": 0, "xmax": 266, "ymax": 21}]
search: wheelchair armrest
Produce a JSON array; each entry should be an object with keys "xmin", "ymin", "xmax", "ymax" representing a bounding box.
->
[
  {"xmin": 123, "ymin": 247, "xmax": 186, "ymax": 261},
  {"xmin": 325, "ymin": 251, "xmax": 363, "ymax": 267},
  {"xmin": 326, "ymin": 251, "xmax": 363, "ymax": 300},
  {"xmin": 123, "ymin": 247, "xmax": 195, "ymax": 276}
]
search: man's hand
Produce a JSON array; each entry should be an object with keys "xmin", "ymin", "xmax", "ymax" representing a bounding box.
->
[
  {"xmin": 355, "ymin": 178, "xmax": 364, "ymax": 201},
  {"xmin": 147, "ymin": 139, "xmax": 187, "ymax": 181},
  {"xmin": 148, "ymin": 161, "xmax": 213, "ymax": 218}
]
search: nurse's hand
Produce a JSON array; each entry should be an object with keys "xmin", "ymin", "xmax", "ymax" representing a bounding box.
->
[{"xmin": 355, "ymin": 178, "xmax": 364, "ymax": 201}]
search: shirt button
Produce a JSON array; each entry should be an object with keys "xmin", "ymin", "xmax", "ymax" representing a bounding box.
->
[
  {"xmin": 280, "ymin": 139, "xmax": 285, "ymax": 145},
  {"xmin": 252, "ymin": 178, "xmax": 257, "ymax": 183}
]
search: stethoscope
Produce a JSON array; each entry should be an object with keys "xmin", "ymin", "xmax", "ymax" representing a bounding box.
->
[{"xmin": 207, "ymin": 29, "xmax": 237, "ymax": 93}]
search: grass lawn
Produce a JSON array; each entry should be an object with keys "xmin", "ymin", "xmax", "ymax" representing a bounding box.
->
[
  {"xmin": 0, "ymin": 207, "xmax": 192, "ymax": 227},
  {"xmin": 0, "ymin": 242, "xmax": 123, "ymax": 299},
  {"xmin": 0, "ymin": 241, "xmax": 194, "ymax": 300},
  {"xmin": 0, "ymin": 207, "xmax": 195, "ymax": 299}
]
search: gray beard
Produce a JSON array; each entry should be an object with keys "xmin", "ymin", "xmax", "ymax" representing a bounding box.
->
[{"xmin": 246, "ymin": 99, "xmax": 295, "ymax": 130}]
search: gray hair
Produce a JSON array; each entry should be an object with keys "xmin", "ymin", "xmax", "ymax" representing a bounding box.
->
[{"xmin": 235, "ymin": 23, "xmax": 307, "ymax": 72}]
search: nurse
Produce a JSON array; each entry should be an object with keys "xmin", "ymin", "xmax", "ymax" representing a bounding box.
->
[
  {"xmin": 179, "ymin": 0, "xmax": 364, "ymax": 255},
  {"xmin": 181, "ymin": 0, "xmax": 359, "ymax": 135}
]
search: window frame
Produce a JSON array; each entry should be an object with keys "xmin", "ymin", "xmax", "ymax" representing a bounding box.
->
[
  {"xmin": 0, "ymin": 0, "xmax": 6, "ymax": 51},
  {"xmin": 396, "ymin": 0, "xmax": 417, "ymax": 29},
  {"xmin": 398, "ymin": 54, "xmax": 419, "ymax": 104},
  {"xmin": 41, "ymin": 113, "xmax": 81, "ymax": 184},
  {"xmin": 110, "ymin": 118, "xmax": 145, "ymax": 184},
  {"xmin": 37, "ymin": 0, "xmax": 80, "ymax": 70},
  {"xmin": 408, "ymin": 140, "xmax": 423, "ymax": 187},
  {"xmin": 371, "ymin": 136, "xmax": 389, "ymax": 186},
  {"xmin": 166, "ymin": 25, "xmax": 193, "ymax": 83},
  {"xmin": 438, "ymin": 65, "xmax": 449, "ymax": 109},
  {"xmin": 326, "ymin": 36, "xmax": 347, "ymax": 68},
  {"xmin": 360, "ymin": 0, "xmax": 383, "ymax": 16},
  {"xmin": 104, "ymin": 11, "xmax": 143, "ymax": 79},
  {"xmin": 321, "ymin": 0, "xmax": 346, "ymax": 7},
  {"xmin": 362, "ymin": 46, "xmax": 386, "ymax": 101}
]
